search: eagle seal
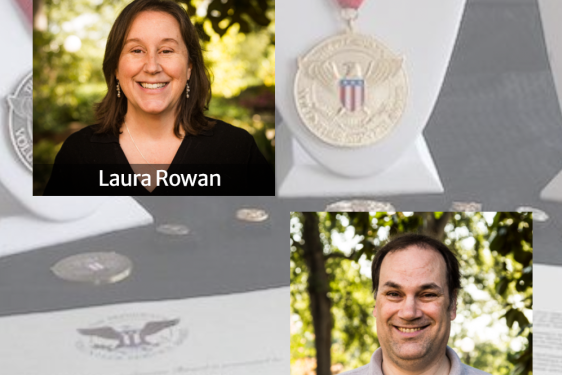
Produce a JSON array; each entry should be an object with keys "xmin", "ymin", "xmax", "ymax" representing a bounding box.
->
[{"xmin": 294, "ymin": 33, "xmax": 408, "ymax": 148}]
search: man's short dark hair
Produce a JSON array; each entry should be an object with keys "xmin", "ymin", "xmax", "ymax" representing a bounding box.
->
[{"xmin": 371, "ymin": 233, "xmax": 461, "ymax": 310}]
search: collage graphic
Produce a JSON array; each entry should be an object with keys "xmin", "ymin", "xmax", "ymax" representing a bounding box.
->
[{"xmin": 1, "ymin": 0, "xmax": 561, "ymax": 374}]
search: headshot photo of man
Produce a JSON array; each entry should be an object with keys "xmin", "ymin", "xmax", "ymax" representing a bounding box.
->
[
  {"xmin": 359, "ymin": 233, "xmax": 488, "ymax": 375},
  {"xmin": 290, "ymin": 212, "xmax": 532, "ymax": 375}
]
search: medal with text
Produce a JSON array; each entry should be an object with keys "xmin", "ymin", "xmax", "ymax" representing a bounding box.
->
[
  {"xmin": 8, "ymin": 73, "xmax": 33, "ymax": 171},
  {"xmin": 294, "ymin": 0, "xmax": 408, "ymax": 147},
  {"xmin": 8, "ymin": 0, "xmax": 33, "ymax": 170}
]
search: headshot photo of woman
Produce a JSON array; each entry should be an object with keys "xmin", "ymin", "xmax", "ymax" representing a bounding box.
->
[{"xmin": 41, "ymin": 0, "xmax": 274, "ymax": 195}]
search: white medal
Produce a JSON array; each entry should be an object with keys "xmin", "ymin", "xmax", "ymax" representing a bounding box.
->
[
  {"xmin": 0, "ymin": 0, "xmax": 153, "ymax": 258},
  {"xmin": 8, "ymin": 72, "xmax": 33, "ymax": 171},
  {"xmin": 236, "ymin": 208, "xmax": 269, "ymax": 223},
  {"xmin": 51, "ymin": 252, "xmax": 133, "ymax": 285},
  {"xmin": 294, "ymin": 2, "xmax": 408, "ymax": 148}
]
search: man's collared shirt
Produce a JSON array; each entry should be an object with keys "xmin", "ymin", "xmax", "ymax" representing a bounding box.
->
[{"xmin": 340, "ymin": 346, "xmax": 491, "ymax": 375}]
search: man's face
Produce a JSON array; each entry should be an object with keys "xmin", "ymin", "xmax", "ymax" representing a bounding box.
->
[{"xmin": 374, "ymin": 246, "xmax": 456, "ymax": 367}]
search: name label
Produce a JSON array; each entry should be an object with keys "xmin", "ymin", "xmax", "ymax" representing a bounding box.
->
[{"xmin": 99, "ymin": 170, "xmax": 221, "ymax": 187}]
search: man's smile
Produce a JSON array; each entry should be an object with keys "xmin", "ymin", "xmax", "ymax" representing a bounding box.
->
[{"xmin": 393, "ymin": 324, "xmax": 430, "ymax": 335}]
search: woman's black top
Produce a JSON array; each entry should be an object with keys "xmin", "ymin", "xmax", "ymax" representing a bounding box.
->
[{"xmin": 43, "ymin": 119, "xmax": 274, "ymax": 196}]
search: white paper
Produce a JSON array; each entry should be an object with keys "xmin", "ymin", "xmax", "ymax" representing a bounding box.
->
[
  {"xmin": 0, "ymin": 287, "xmax": 289, "ymax": 375},
  {"xmin": 534, "ymin": 264, "xmax": 562, "ymax": 374}
]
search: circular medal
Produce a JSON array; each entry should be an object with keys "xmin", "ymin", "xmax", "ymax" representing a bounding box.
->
[
  {"xmin": 294, "ymin": 32, "xmax": 408, "ymax": 147},
  {"xmin": 516, "ymin": 206, "xmax": 549, "ymax": 222},
  {"xmin": 236, "ymin": 208, "xmax": 269, "ymax": 223},
  {"xmin": 450, "ymin": 202, "xmax": 482, "ymax": 212},
  {"xmin": 8, "ymin": 72, "xmax": 33, "ymax": 171},
  {"xmin": 156, "ymin": 223, "xmax": 191, "ymax": 236},
  {"xmin": 326, "ymin": 200, "xmax": 395, "ymax": 213},
  {"xmin": 51, "ymin": 252, "xmax": 132, "ymax": 285}
]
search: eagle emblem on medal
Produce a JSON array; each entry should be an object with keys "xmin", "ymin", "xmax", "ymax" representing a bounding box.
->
[{"xmin": 294, "ymin": 7, "xmax": 408, "ymax": 148}]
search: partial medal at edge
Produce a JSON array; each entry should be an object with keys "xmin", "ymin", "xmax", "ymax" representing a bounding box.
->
[
  {"xmin": 294, "ymin": 4, "xmax": 408, "ymax": 148},
  {"xmin": 8, "ymin": 72, "xmax": 33, "ymax": 171}
]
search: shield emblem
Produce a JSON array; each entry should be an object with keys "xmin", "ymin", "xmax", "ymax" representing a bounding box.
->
[{"xmin": 339, "ymin": 79, "xmax": 365, "ymax": 112}]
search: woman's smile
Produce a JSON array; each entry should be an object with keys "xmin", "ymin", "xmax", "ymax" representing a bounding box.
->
[
  {"xmin": 138, "ymin": 82, "xmax": 169, "ymax": 89},
  {"xmin": 136, "ymin": 81, "xmax": 170, "ymax": 93}
]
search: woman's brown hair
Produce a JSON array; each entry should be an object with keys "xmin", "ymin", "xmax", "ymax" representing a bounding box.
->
[{"xmin": 95, "ymin": 0, "xmax": 213, "ymax": 138}]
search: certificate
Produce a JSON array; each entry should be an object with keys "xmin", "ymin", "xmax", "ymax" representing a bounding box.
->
[
  {"xmin": 0, "ymin": 287, "xmax": 288, "ymax": 375},
  {"xmin": 535, "ymin": 264, "xmax": 562, "ymax": 374}
]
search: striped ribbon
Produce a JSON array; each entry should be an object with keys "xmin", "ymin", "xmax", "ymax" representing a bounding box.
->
[{"xmin": 15, "ymin": 0, "xmax": 33, "ymax": 26}]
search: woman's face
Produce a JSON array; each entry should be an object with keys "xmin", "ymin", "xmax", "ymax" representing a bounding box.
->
[{"xmin": 116, "ymin": 11, "xmax": 191, "ymax": 119}]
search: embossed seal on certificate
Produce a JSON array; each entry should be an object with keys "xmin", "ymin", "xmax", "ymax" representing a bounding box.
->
[
  {"xmin": 8, "ymin": 72, "xmax": 33, "ymax": 171},
  {"xmin": 76, "ymin": 313, "xmax": 188, "ymax": 360},
  {"xmin": 294, "ymin": 33, "xmax": 408, "ymax": 148}
]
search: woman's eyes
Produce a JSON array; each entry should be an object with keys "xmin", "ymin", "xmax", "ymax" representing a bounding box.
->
[{"xmin": 131, "ymin": 49, "xmax": 174, "ymax": 54}]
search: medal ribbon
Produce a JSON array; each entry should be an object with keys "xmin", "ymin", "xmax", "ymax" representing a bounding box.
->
[
  {"xmin": 15, "ymin": 0, "xmax": 33, "ymax": 26},
  {"xmin": 337, "ymin": 0, "xmax": 365, "ymax": 9},
  {"xmin": 336, "ymin": 0, "xmax": 363, "ymax": 31}
]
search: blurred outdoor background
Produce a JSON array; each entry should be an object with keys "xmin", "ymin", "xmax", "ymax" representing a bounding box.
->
[
  {"xmin": 290, "ymin": 212, "xmax": 533, "ymax": 375},
  {"xmin": 32, "ymin": 0, "xmax": 275, "ymax": 194}
]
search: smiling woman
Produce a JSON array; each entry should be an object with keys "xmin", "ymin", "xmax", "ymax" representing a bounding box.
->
[{"xmin": 43, "ymin": 0, "xmax": 273, "ymax": 196}]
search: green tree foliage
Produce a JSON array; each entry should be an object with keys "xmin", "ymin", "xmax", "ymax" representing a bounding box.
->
[
  {"xmin": 290, "ymin": 212, "xmax": 532, "ymax": 375},
  {"xmin": 177, "ymin": 0, "xmax": 274, "ymax": 42}
]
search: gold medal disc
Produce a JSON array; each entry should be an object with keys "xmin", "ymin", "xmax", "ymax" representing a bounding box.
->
[{"xmin": 294, "ymin": 32, "xmax": 408, "ymax": 147}]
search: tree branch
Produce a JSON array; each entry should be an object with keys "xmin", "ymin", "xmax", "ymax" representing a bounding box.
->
[
  {"xmin": 326, "ymin": 250, "xmax": 359, "ymax": 261},
  {"xmin": 301, "ymin": 212, "xmax": 333, "ymax": 375},
  {"xmin": 432, "ymin": 212, "xmax": 453, "ymax": 241},
  {"xmin": 416, "ymin": 212, "xmax": 453, "ymax": 240}
]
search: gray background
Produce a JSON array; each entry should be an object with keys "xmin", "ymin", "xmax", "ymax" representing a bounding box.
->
[
  {"xmin": 278, "ymin": 0, "xmax": 562, "ymax": 264},
  {"xmin": 1, "ymin": 0, "xmax": 561, "ymax": 317},
  {"xmin": 0, "ymin": 196, "xmax": 288, "ymax": 316}
]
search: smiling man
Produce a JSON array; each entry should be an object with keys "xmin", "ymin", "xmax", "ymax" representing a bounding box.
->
[{"xmin": 341, "ymin": 234, "xmax": 490, "ymax": 375}]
